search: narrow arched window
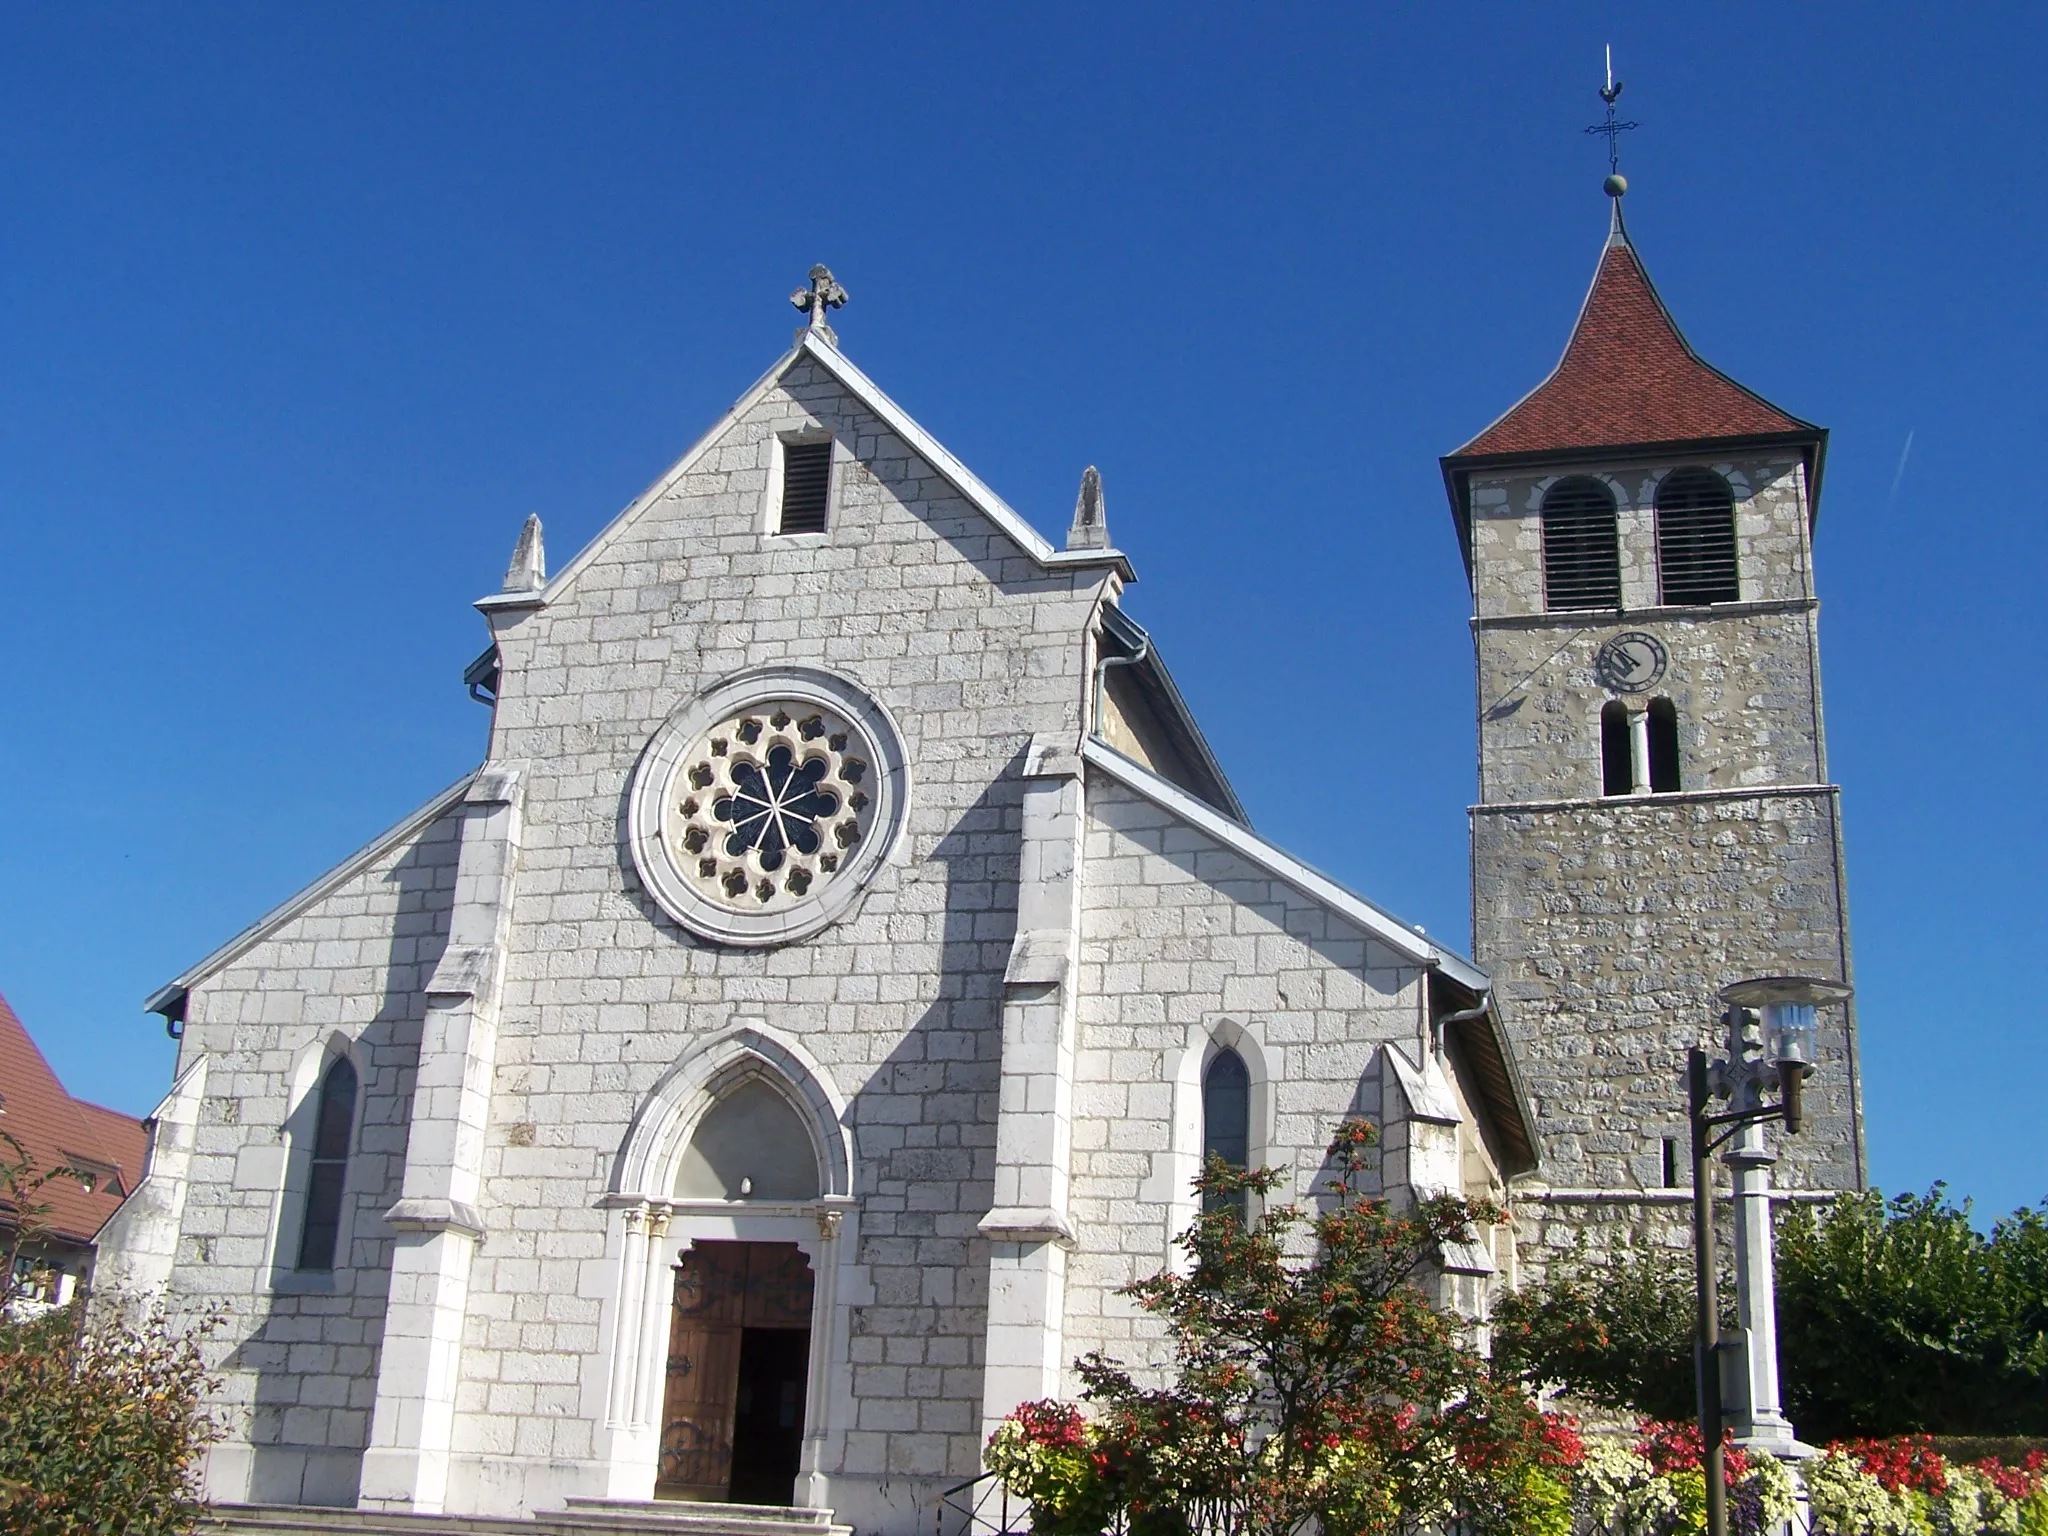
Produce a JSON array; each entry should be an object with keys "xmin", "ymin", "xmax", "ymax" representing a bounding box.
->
[
  {"xmin": 296, "ymin": 1057, "xmax": 357, "ymax": 1272},
  {"xmin": 1647, "ymin": 697, "xmax": 1681, "ymax": 792},
  {"xmin": 1541, "ymin": 477, "xmax": 1621, "ymax": 611},
  {"xmin": 1655, "ymin": 468, "xmax": 1739, "ymax": 605},
  {"xmin": 1202, "ymin": 1049, "xmax": 1251, "ymax": 1219},
  {"xmin": 1600, "ymin": 701, "xmax": 1634, "ymax": 796}
]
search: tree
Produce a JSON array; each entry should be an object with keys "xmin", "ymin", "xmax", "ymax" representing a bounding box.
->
[
  {"xmin": 1494, "ymin": 1188, "xmax": 2048, "ymax": 1442},
  {"xmin": 1061, "ymin": 1119, "xmax": 1562, "ymax": 1536},
  {"xmin": 1776, "ymin": 1189, "xmax": 2048, "ymax": 1440},
  {"xmin": 1491, "ymin": 1234, "xmax": 1701, "ymax": 1425},
  {"xmin": 0, "ymin": 1136, "xmax": 225, "ymax": 1536}
]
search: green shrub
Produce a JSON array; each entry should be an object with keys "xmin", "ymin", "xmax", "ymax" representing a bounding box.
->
[
  {"xmin": 0, "ymin": 1294, "xmax": 224, "ymax": 1533},
  {"xmin": 1497, "ymin": 1188, "xmax": 2048, "ymax": 1439}
]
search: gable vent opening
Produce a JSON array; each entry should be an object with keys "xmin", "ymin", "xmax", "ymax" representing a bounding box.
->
[
  {"xmin": 778, "ymin": 441, "xmax": 833, "ymax": 535},
  {"xmin": 1541, "ymin": 476, "xmax": 1621, "ymax": 612},
  {"xmin": 1655, "ymin": 467, "xmax": 1739, "ymax": 605}
]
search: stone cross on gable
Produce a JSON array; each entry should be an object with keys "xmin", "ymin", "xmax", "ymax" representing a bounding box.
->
[{"xmin": 790, "ymin": 264, "xmax": 849, "ymax": 345}]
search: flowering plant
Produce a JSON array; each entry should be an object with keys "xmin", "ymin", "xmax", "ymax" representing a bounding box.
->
[
  {"xmin": 989, "ymin": 1120, "xmax": 1557, "ymax": 1536},
  {"xmin": 985, "ymin": 1401, "xmax": 1118, "ymax": 1536},
  {"xmin": 1803, "ymin": 1437, "xmax": 2048, "ymax": 1536}
]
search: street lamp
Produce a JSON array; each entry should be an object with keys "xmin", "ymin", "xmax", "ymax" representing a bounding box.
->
[{"xmin": 1687, "ymin": 974, "xmax": 1853, "ymax": 1536}]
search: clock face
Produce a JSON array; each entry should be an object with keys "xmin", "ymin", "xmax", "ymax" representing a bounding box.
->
[{"xmin": 1595, "ymin": 631, "xmax": 1669, "ymax": 693}]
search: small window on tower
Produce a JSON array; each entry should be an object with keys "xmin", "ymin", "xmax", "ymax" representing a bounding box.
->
[
  {"xmin": 777, "ymin": 440, "xmax": 833, "ymax": 535},
  {"xmin": 1647, "ymin": 697, "xmax": 1681, "ymax": 792},
  {"xmin": 1655, "ymin": 468, "xmax": 1739, "ymax": 605},
  {"xmin": 1541, "ymin": 477, "xmax": 1622, "ymax": 611},
  {"xmin": 1600, "ymin": 701, "xmax": 1633, "ymax": 796}
]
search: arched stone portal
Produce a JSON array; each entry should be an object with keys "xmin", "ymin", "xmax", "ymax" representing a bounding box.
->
[{"xmin": 599, "ymin": 1023, "xmax": 856, "ymax": 1508}]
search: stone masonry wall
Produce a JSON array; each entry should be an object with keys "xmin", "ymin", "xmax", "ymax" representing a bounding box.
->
[
  {"xmin": 1462, "ymin": 442, "xmax": 1861, "ymax": 1235},
  {"xmin": 1468, "ymin": 454, "xmax": 1810, "ymax": 621},
  {"xmin": 1472, "ymin": 789, "xmax": 1859, "ymax": 1196},
  {"xmin": 168, "ymin": 803, "xmax": 463, "ymax": 1507},
  {"xmin": 1062, "ymin": 775, "xmax": 1432, "ymax": 1390},
  {"xmin": 1475, "ymin": 606, "xmax": 1828, "ymax": 806},
  {"xmin": 459, "ymin": 354, "xmax": 1114, "ymax": 1516}
]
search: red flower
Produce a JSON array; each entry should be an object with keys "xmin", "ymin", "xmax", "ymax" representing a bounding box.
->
[
  {"xmin": 1836, "ymin": 1435, "xmax": 1948, "ymax": 1496},
  {"xmin": 1634, "ymin": 1420, "xmax": 1749, "ymax": 1483},
  {"xmin": 1539, "ymin": 1413, "xmax": 1587, "ymax": 1470}
]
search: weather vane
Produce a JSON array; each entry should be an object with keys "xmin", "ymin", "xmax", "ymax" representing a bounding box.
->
[{"xmin": 1584, "ymin": 45, "xmax": 1638, "ymax": 188}]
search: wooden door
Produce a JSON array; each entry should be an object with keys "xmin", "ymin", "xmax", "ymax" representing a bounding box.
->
[
  {"xmin": 657, "ymin": 1242, "xmax": 815, "ymax": 1502},
  {"xmin": 657, "ymin": 1243, "xmax": 749, "ymax": 1498}
]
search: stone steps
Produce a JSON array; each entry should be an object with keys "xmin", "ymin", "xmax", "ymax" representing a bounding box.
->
[{"xmin": 203, "ymin": 1500, "xmax": 850, "ymax": 1536}]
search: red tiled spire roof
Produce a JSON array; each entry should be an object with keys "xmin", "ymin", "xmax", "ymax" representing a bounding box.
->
[
  {"xmin": 1449, "ymin": 208, "xmax": 1816, "ymax": 459},
  {"xmin": 0, "ymin": 992, "xmax": 149, "ymax": 1246}
]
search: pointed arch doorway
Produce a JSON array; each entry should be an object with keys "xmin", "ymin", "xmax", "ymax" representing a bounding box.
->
[{"xmin": 657, "ymin": 1239, "xmax": 815, "ymax": 1504}]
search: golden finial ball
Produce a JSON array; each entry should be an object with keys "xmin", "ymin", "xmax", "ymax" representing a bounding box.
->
[{"xmin": 1604, "ymin": 173, "xmax": 1628, "ymax": 198}]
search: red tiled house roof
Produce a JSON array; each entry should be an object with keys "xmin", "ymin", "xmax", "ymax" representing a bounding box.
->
[{"xmin": 0, "ymin": 992, "xmax": 149, "ymax": 1247}]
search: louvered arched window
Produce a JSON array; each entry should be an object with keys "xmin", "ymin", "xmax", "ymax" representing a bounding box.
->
[
  {"xmin": 1201, "ymin": 1049, "xmax": 1250, "ymax": 1219},
  {"xmin": 1655, "ymin": 468, "xmax": 1739, "ymax": 605},
  {"xmin": 1541, "ymin": 477, "xmax": 1622, "ymax": 611},
  {"xmin": 296, "ymin": 1057, "xmax": 357, "ymax": 1272}
]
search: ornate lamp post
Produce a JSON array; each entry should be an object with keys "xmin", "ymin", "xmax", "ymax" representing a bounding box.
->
[{"xmin": 1687, "ymin": 974, "xmax": 1854, "ymax": 1536}]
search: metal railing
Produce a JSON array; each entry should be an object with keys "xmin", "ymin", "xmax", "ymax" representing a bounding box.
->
[{"xmin": 937, "ymin": 1472, "xmax": 1033, "ymax": 1536}]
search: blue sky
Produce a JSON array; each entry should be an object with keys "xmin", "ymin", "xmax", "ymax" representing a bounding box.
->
[{"xmin": 2, "ymin": 5, "xmax": 2041, "ymax": 1218}]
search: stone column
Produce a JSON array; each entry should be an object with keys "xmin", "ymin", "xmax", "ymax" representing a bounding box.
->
[
  {"xmin": 978, "ymin": 736, "xmax": 1084, "ymax": 1435},
  {"xmin": 1725, "ymin": 1123, "xmax": 1798, "ymax": 1451},
  {"xmin": 359, "ymin": 766, "xmax": 524, "ymax": 1513},
  {"xmin": 1721, "ymin": 1007, "xmax": 1803, "ymax": 1456},
  {"xmin": 795, "ymin": 1204, "xmax": 848, "ymax": 1511},
  {"xmin": 1629, "ymin": 707, "xmax": 1653, "ymax": 795}
]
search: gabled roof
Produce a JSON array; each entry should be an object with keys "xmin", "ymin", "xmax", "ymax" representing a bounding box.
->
[
  {"xmin": 500, "ymin": 329, "xmax": 1135, "ymax": 615},
  {"xmin": 145, "ymin": 771, "xmax": 477, "ymax": 1020},
  {"xmin": 1080, "ymin": 738, "xmax": 1537, "ymax": 1169},
  {"xmin": 1096, "ymin": 602, "xmax": 1247, "ymax": 824},
  {"xmin": 0, "ymin": 993, "xmax": 149, "ymax": 1246},
  {"xmin": 1448, "ymin": 206, "xmax": 1819, "ymax": 462}
]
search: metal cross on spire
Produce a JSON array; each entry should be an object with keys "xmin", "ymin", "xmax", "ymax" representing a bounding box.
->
[
  {"xmin": 1583, "ymin": 45, "xmax": 1639, "ymax": 181},
  {"xmin": 790, "ymin": 264, "xmax": 849, "ymax": 345}
]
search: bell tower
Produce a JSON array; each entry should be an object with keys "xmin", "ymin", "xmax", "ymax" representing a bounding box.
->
[{"xmin": 1441, "ymin": 185, "xmax": 1864, "ymax": 1205}]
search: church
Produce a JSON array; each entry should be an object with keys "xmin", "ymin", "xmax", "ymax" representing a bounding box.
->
[{"xmin": 98, "ymin": 185, "xmax": 1859, "ymax": 1532}]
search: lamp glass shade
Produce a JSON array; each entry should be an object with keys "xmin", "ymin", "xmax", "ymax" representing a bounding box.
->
[{"xmin": 1763, "ymin": 1002, "xmax": 1817, "ymax": 1069}]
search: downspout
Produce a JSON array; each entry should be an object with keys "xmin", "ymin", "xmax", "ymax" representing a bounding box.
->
[
  {"xmin": 1432, "ymin": 990, "xmax": 1492, "ymax": 1061},
  {"xmin": 1091, "ymin": 627, "xmax": 1150, "ymax": 740}
]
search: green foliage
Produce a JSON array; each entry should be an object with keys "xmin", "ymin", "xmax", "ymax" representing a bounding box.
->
[
  {"xmin": 1492, "ymin": 1235, "xmax": 1703, "ymax": 1425},
  {"xmin": 0, "ymin": 1135, "xmax": 225, "ymax": 1536},
  {"xmin": 1493, "ymin": 1188, "xmax": 2048, "ymax": 1440},
  {"xmin": 1778, "ymin": 1190, "xmax": 2048, "ymax": 1440},
  {"xmin": 1061, "ymin": 1119, "xmax": 1557, "ymax": 1536},
  {"xmin": 0, "ymin": 1299, "xmax": 225, "ymax": 1535}
]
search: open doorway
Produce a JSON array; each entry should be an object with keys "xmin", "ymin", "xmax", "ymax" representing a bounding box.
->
[{"xmin": 657, "ymin": 1241, "xmax": 814, "ymax": 1505}]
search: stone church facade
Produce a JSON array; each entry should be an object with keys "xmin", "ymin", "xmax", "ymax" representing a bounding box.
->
[
  {"xmin": 98, "ymin": 195, "xmax": 1862, "ymax": 1531},
  {"xmin": 98, "ymin": 279, "xmax": 1537, "ymax": 1528}
]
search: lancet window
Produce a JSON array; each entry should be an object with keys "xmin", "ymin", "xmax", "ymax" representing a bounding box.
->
[{"xmin": 296, "ymin": 1057, "xmax": 357, "ymax": 1272}]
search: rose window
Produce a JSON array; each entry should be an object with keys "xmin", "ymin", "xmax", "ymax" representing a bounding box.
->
[{"xmin": 663, "ymin": 704, "xmax": 872, "ymax": 911}]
